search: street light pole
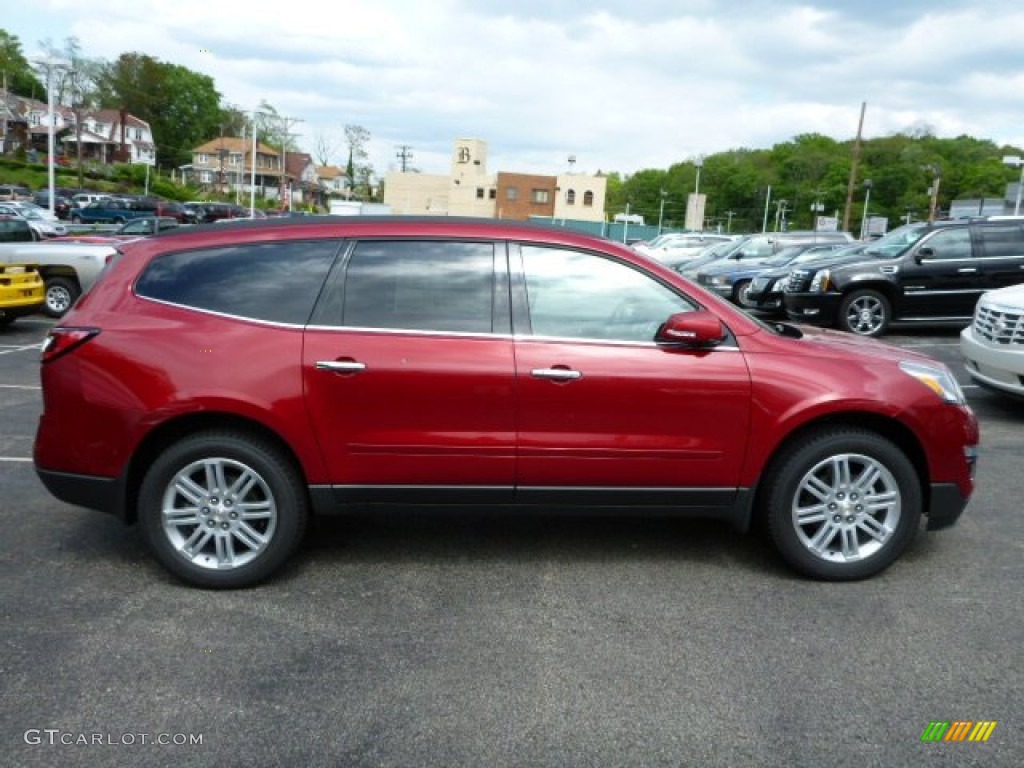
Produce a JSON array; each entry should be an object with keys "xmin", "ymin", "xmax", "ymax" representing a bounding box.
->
[
  {"xmin": 657, "ymin": 189, "xmax": 667, "ymax": 234},
  {"xmin": 926, "ymin": 165, "xmax": 942, "ymax": 222},
  {"xmin": 860, "ymin": 180, "xmax": 873, "ymax": 239}
]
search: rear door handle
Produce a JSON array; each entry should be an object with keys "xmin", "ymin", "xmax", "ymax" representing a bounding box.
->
[
  {"xmin": 531, "ymin": 367, "xmax": 582, "ymax": 381},
  {"xmin": 316, "ymin": 360, "xmax": 367, "ymax": 373}
]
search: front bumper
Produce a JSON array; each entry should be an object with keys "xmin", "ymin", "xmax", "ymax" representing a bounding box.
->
[
  {"xmin": 960, "ymin": 326, "xmax": 1024, "ymax": 398},
  {"xmin": 783, "ymin": 292, "xmax": 842, "ymax": 326},
  {"xmin": 927, "ymin": 481, "xmax": 973, "ymax": 531}
]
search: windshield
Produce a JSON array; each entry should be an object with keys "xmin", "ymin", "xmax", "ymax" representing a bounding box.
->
[
  {"xmin": 862, "ymin": 223, "xmax": 929, "ymax": 258},
  {"xmin": 761, "ymin": 246, "xmax": 809, "ymax": 267}
]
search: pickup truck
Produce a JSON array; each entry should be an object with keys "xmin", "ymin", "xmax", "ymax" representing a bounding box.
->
[
  {"xmin": 0, "ymin": 216, "xmax": 115, "ymax": 317},
  {"xmin": 70, "ymin": 198, "xmax": 154, "ymax": 224}
]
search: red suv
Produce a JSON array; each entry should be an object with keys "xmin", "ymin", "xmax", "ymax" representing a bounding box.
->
[{"xmin": 34, "ymin": 218, "xmax": 979, "ymax": 588}]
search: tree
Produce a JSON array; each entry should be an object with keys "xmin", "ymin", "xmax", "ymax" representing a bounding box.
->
[
  {"xmin": 344, "ymin": 124, "xmax": 372, "ymax": 198},
  {"xmin": 39, "ymin": 36, "xmax": 103, "ymax": 187},
  {"xmin": 95, "ymin": 53, "xmax": 224, "ymax": 167},
  {"xmin": 0, "ymin": 29, "xmax": 46, "ymax": 100},
  {"xmin": 313, "ymin": 130, "xmax": 339, "ymax": 167}
]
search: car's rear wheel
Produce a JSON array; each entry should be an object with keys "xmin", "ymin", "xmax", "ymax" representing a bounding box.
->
[
  {"xmin": 839, "ymin": 289, "xmax": 890, "ymax": 336},
  {"xmin": 765, "ymin": 429, "xmax": 921, "ymax": 580},
  {"xmin": 139, "ymin": 431, "xmax": 308, "ymax": 588},
  {"xmin": 43, "ymin": 277, "xmax": 80, "ymax": 318}
]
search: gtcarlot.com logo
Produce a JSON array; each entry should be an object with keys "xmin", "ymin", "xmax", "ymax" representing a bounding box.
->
[
  {"xmin": 920, "ymin": 720, "xmax": 997, "ymax": 743},
  {"xmin": 24, "ymin": 729, "xmax": 203, "ymax": 747}
]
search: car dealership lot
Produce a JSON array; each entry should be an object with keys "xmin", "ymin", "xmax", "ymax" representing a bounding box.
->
[{"xmin": 2, "ymin": 317, "xmax": 1021, "ymax": 767}]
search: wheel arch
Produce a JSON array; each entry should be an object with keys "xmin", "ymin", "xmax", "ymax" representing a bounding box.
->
[
  {"xmin": 747, "ymin": 411, "xmax": 929, "ymax": 529},
  {"xmin": 122, "ymin": 412, "xmax": 316, "ymax": 525},
  {"xmin": 839, "ymin": 279, "xmax": 900, "ymax": 305}
]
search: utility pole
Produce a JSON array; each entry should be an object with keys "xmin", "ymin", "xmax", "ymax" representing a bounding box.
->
[
  {"xmin": 396, "ymin": 145, "xmax": 413, "ymax": 172},
  {"xmin": 842, "ymin": 101, "xmax": 866, "ymax": 233}
]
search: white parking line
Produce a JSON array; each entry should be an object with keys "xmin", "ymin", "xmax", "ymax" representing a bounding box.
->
[
  {"xmin": 0, "ymin": 384, "xmax": 42, "ymax": 390},
  {"xmin": 0, "ymin": 344, "xmax": 43, "ymax": 355},
  {"xmin": 0, "ymin": 457, "xmax": 32, "ymax": 462}
]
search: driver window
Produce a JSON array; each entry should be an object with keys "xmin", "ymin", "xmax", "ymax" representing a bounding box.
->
[
  {"xmin": 920, "ymin": 228, "xmax": 972, "ymax": 260},
  {"xmin": 521, "ymin": 245, "xmax": 695, "ymax": 342}
]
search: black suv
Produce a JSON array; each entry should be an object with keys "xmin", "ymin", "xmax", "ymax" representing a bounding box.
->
[{"xmin": 784, "ymin": 219, "xmax": 1024, "ymax": 336}]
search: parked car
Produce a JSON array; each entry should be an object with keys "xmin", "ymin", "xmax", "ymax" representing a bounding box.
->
[
  {"xmin": 784, "ymin": 218, "xmax": 1024, "ymax": 336},
  {"xmin": 695, "ymin": 243, "xmax": 848, "ymax": 307},
  {"xmin": 960, "ymin": 283, "xmax": 1024, "ymax": 398},
  {"xmin": 71, "ymin": 193, "xmax": 111, "ymax": 209},
  {"xmin": 34, "ymin": 217, "xmax": 978, "ymax": 588},
  {"xmin": 54, "ymin": 216, "xmax": 181, "ymax": 243},
  {"xmin": 677, "ymin": 230, "xmax": 853, "ymax": 280},
  {"xmin": 0, "ymin": 184, "xmax": 32, "ymax": 202},
  {"xmin": 646, "ymin": 233, "xmax": 736, "ymax": 269},
  {"xmin": 0, "ymin": 262, "xmax": 45, "ymax": 326},
  {"xmin": 186, "ymin": 201, "xmax": 247, "ymax": 223},
  {"xmin": 0, "ymin": 217, "xmax": 116, "ymax": 317},
  {"xmin": 70, "ymin": 198, "xmax": 155, "ymax": 224},
  {"xmin": 0, "ymin": 203, "xmax": 68, "ymax": 238},
  {"xmin": 673, "ymin": 239, "xmax": 741, "ymax": 278},
  {"xmin": 32, "ymin": 190, "xmax": 74, "ymax": 220},
  {"xmin": 745, "ymin": 243, "xmax": 870, "ymax": 314}
]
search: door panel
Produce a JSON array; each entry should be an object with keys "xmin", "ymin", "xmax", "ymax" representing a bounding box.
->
[{"xmin": 899, "ymin": 227, "xmax": 981, "ymax": 318}]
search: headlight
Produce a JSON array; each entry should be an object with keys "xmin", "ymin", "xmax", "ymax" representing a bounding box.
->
[
  {"xmin": 709, "ymin": 276, "xmax": 730, "ymax": 287},
  {"xmin": 899, "ymin": 360, "xmax": 966, "ymax": 405},
  {"xmin": 809, "ymin": 269, "xmax": 831, "ymax": 292}
]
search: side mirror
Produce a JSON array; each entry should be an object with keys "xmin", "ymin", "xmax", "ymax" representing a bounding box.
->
[
  {"xmin": 915, "ymin": 246, "xmax": 934, "ymax": 263},
  {"xmin": 656, "ymin": 310, "xmax": 727, "ymax": 348}
]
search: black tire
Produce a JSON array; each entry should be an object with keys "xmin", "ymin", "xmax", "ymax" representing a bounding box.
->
[
  {"xmin": 765, "ymin": 429, "xmax": 921, "ymax": 581},
  {"xmin": 71, "ymin": 214, "xmax": 82, "ymax": 224},
  {"xmin": 138, "ymin": 431, "xmax": 308, "ymax": 588},
  {"xmin": 0, "ymin": 314, "xmax": 15, "ymax": 327},
  {"xmin": 733, "ymin": 279, "xmax": 755, "ymax": 308},
  {"xmin": 838, "ymin": 289, "xmax": 890, "ymax": 337},
  {"xmin": 43, "ymin": 277, "xmax": 80, "ymax": 318}
]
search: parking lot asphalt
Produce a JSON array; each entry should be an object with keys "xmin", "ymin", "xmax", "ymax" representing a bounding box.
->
[{"xmin": 1, "ymin": 316, "xmax": 1021, "ymax": 768}]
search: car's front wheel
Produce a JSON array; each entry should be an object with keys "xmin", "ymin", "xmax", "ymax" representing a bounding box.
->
[
  {"xmin": 839, "ymin": 289, "xmax": 890, "ymax": 336},
  {"xmin": 139, "ymin": 431, "xmax": 308, "ymax": 588},
  {"xmin": 733, "ymin": 279, "xmax": 756, "ymax": 308},
  {"xmin": 765, "ymin": 429, "xmax": 921, "ymax": 580}
]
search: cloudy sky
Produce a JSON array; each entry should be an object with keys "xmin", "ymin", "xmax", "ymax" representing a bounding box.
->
[{"xmin": 6, "ymin": 0, "xmax": 1024, "ymax": 178}]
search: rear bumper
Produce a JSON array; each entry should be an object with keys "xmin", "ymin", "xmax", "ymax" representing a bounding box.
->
[{"xmin": 35, "ymin": 468, "xmax": 127, "ymax": 521}]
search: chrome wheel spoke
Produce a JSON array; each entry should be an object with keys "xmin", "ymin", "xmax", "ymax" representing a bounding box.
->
[
  {"xmin": 857, "ymin": 515, "xmax": 889, "ymax": 542},
  {"xmin": 160, "ymin": 456, "xmax": 278, "ymax": 571}
]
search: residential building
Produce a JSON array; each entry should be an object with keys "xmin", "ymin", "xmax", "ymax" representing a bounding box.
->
[{"xmin": 185, "ymin": 137, "xmax": 286, "ymax": 201}]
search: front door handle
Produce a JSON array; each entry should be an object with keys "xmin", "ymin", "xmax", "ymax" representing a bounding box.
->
[
  {"xmin": 957, "ymin": 268, "xmax": 978, "ymax": 274},
  {"xmin": 316, "ymin": 360, "xmax": 367, "ymax": 373},
  {"xmin": 531, "ymin": 367, "xmax": 582, "ymax": 381}
]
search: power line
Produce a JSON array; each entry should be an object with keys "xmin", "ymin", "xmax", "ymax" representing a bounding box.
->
[{"xmin": 396, "ymin": 144, "xmax": 413, "ymax": 172}]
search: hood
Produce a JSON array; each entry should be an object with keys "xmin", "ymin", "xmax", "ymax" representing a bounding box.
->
[
  {"xmin": 979, "ymin": 282, "xmax": 1024, "ymax": 308},
  {"xmin": 786, "ymin": 324, "xmax": 929, "ymax": 364}
]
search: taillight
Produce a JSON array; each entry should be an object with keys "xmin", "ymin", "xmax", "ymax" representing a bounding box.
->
[{"xmin": 40, "ymin": 327, "xmax": 100, "ymax": 363}]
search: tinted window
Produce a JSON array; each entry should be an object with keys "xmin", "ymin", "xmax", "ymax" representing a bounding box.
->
[
  {"xmin": 0, "ymin": 219, "xmax": 33, "ymax": 242},
  {"xmin": 976, "ymin": 224, "xmax": 1024, "ymax": 258},
  {"xmin": 918, "ymin": 228, "xmax": 971, "ymax": 260},
  {"xmin": 521, "ymin": 245, "xmax": 696, "ymax": 342},
  {"xmin": 341, "ymin": 240, "xmax": 494, "ymax": 333},
  {"xmin": 136, "ymin": 240, "xmax": 339, "ymax": 324}
]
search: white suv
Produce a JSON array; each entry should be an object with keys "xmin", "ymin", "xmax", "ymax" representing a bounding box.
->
[{"xmin": 960, "ymin": 283, "xmax": 1024, "ymax": 398}]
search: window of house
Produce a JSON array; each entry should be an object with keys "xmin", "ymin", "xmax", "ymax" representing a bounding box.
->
[
  {"xmin": 200, "ymin": 171, "xmax": 213, "ymax": 183},
  {"xmin": 197, "ymin": 153, "xmax": 209, "ymax": 164},
  {"xmin": 531, "ymin": 189, "xmax": 550, "ymax": 204},
  {"xmin": 476, "ymin": 188, "xmax": 485, "ymax": 199},
  {"xmin": 583, "ymin": 190, "xmax": 594, "ymax": 206},
  {"xmin": 566, "ymin": 189, "xmax": 576, "ymax": 205},
  {"xmin": 489, "ymin": 189, "xmax": 497, "ymax": 200},
  {"xmin": 506, "ymin": 187, "xmax": 518, "ymax": 201}
]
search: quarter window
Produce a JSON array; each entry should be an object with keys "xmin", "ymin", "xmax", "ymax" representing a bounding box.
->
[
  {"xmin": 135, "ymin": 240, "xmax": 339, "ymax": 324},
  {"xmin": 520, "ymin": 246, "xmax": 696, "ymax": 342},
  {"xmin": 341, "ymin": 241, "xmax": 495, "ymax": 334}
]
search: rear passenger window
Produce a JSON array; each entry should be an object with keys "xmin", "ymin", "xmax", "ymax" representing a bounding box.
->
[
  {"xmin": 977, "ymin": 224, "xmax": 1024, "ymax": 258},
  {"xmin": 341, "ymin": 241, "xmax": 495, "ymax": 333},
  {"xmin": 135, "ymin": 240, "xmax": 339, "ymax": 324}
]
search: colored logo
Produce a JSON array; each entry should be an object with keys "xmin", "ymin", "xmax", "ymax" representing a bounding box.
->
[{"xmin": 920, "ymin": 721, "xmax": 997, "ymax": 742}]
